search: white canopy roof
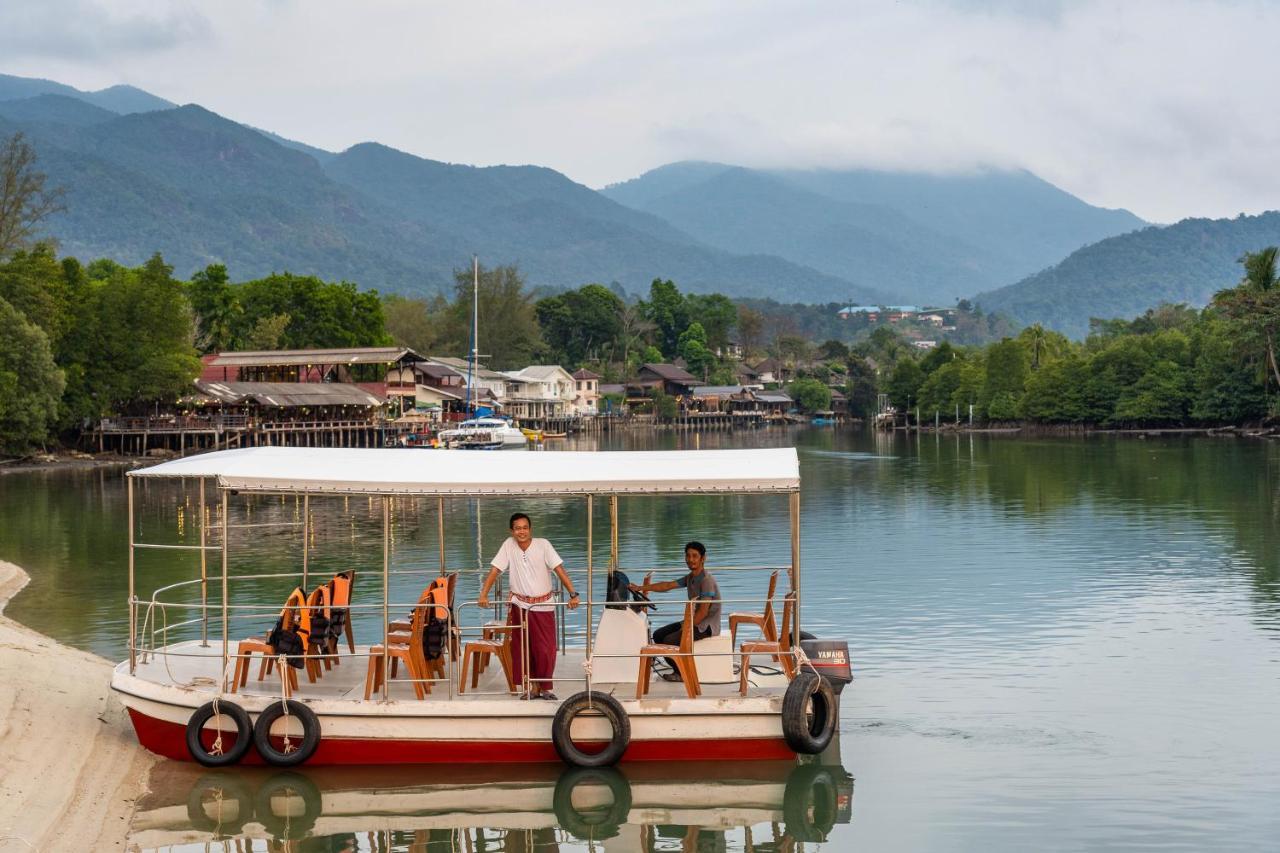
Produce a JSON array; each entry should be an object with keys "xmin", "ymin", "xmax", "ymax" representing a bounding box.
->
[{"xmin": 130, "ymin": 447, "xmax": 800, "ymax": 496}]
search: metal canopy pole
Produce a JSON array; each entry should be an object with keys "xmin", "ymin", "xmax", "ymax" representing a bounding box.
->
[
  {"xmin": 789, "ymin": 490, "xmax": 801, "ymax": 647},
  {"xmin": 585, "ymin": 495, "xmax": 594, "ymax": 660},
  {"xmin": 220, "ymin": 488, "xmax": 230, "ymax": 691},
  {"xmin": 127, "ymin": 476, "xmax": 136, "ymax": 674},
  {"xmin": 437, "ymin": 497, "xmax": 446, "ymax": 576},
  {"xmin": 609, "ymin": 495, "xmax": 618, "ymax": 576},
  {"xmin": 199, "ymin": 478, "xmax": 208, "ymax": 646},
  {"xmin": 301, "ymin": 494, "xmax": 310, "ymax": 590},
  {"xmin": 382, "ymin": 495, "xmax": 390, "ymax": 701}
]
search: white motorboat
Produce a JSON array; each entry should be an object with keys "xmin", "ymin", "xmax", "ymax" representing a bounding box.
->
[{"xmin": 438, "ymin": 417, "xmax": 528, "ymax": 448}]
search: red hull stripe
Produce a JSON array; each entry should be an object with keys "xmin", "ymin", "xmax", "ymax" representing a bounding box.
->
[{"xmin": 128, "ymin": 708, "xmax": 796, "ymax": 765}]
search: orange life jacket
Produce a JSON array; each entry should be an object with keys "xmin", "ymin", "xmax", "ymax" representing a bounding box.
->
[
  {"xmin": 330, "ymin": 572, "xmax": 352, "ymax": 608},
  {"xmin": 422, "ymin": 576, "xmax": 449, "ymax": 622},
  {"xmin": 281, "ymin": 586, "xmax": 311, "ymax": 642}
]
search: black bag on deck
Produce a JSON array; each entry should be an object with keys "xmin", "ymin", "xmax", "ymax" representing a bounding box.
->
[{"xmin": 267, "ymin": 586, "xmax": 308, "ymax": 669}]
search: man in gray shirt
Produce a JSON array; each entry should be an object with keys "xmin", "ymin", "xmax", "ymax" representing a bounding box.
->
[{"xmin": 631, "ymin": 541, "xmax": 721, "ymax": 681}]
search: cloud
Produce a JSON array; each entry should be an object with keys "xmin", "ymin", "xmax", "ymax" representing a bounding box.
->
[{"xmin": 0, "ymin": 0, "xmax": 210, "ymax": 61}]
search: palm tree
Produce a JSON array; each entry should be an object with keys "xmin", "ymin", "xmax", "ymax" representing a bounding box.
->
[
  {"xmin": 618, "ymin": 304, "xmax": 655, "ymax": 371},
  {"xmin": 1215, "ymin": 247, "xmax": 1280, "ymax": 389},
  {"xmin": 1027, "ymin": 323, "xmax": 1048, "ymax": 370}
]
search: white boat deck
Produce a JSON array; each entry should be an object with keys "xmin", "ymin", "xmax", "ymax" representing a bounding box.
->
[{"xmin": 128, "ymin": 640, "xmax": 787, "ymax": 711}]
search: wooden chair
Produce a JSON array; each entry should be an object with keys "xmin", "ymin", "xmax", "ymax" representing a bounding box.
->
[
  {"xmin": 637, "ymin": 600, "xmax": 700, "ymax": 700},
  {"xmin": 364, "ymin": 592, "xmax": 431, "ymax": 700},
  {"xmin": 739, "ymin": 592, "xmax": 798, "ymax": 696},
  {"xmin": 458, "ymin": 624, "xmax": 517, "ymax": 693},
  {"xmin": 728, "ymin": 570, "xmax": 779, "ymax": 647},
  {"xmin": 232, "ymin": 588, "xmax": 311, "ymax": 695}
]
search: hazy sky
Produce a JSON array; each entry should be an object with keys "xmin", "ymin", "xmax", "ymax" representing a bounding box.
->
[{"xmin": 2, "ymin": 0, "xmax": 1276, "ymax": 223}]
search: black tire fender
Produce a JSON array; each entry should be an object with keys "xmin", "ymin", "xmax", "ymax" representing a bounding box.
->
[
  {"xmin": 783, "ymin": 763, "xmax": 840, "ymax": 842},
  {"xmin": 185, "ymin": 771, "xmax": 254, "ymax": 836},
  {"xmin": 552, "ymin": 766, "xmax": 632, "ymax": 840},
  {"xmin": 551, "ymin": 691, "xmax": 630, "ymax": 767},
  {"xmin": 781, "ymin": 672, "xmax": 838, "ymax": 754},
  {"xmin": 253, "ymin": 699, "xmax": 321, "ymax": 767},
  {"xmin": 185, "ymin": 700, "xmax": 253, "ymax": 767},
  {"xmin": 253, "ymin": 771, "xmax": 322, "ymax": 840}
]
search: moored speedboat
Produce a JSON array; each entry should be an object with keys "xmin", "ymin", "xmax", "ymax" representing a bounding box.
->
[
  {"xmin": 112, "ymin": 447, "xmax": 851, "ymax": 768},
  {"xmin": 439, "ymin": 417, "xmax": 528, "ymax": 448}
]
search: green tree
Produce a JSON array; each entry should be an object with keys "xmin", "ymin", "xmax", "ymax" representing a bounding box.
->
[
  {"xmin": 1213, "ymin": 248, "xmax": 1280, "ymax": 390},
  {"xmin": 237, "ymin": 273, "xmax": 391, "ymax": 350},
  {"xmin": 1112, "ymin": 360, "xmax": 1192, "ymax": 425},
  {"xmin": 886, "ymin": 358, "xmax": 925, "ymax": 410},
  {"xmin": 787, "ymin": 378, "xmax": 833, "ymax": 413},
  {"xmin": 82, "ymin": 254, "xmax": 201, "ymax": 415},
  {"xmin": 535, "ymin": 283, "xmax": 624, "ymax": 366},
  {"xmin": 678, "ymin": 321, "xmax": 716, "ymax": 379},
  {"xmin": 641, "ymin": 279, "xmax": 688, "ymax": 357},
  {"xmin": 0, "ymin": 295, "xmax": 64, "ymax": 453},
  {"xmin": 383, "ymin": 293, "xmax": 447, "ymax": 355},
  {"xmin": 188, "ymin": 264, "xmax": 241, "ymax": 353},
  {"xmin": 0, "ymin": 244, "xmax": 69, "ymax": 350},
  {"xmin": 244, "ymin": 313, "xmax": 292, "ymax": 350},
  {"xmin": 1191, "ymin": 315, "xmax": 1268, "ymax": 422},
  {"xmin": 1020, "ymin": 355, "xmax": 1090, "ymax": 423},
  {"xmin": 818, "ymin": 339, "xmax": 850, "ymax": 362},
  {"xmin": 446, "ymin": 264, "xmax": 543, "ymax": 369},
  {"xmin": 844, "ymin": 356, "xmax": 878, "ymax": 417},
  {"xmin": 917, "ymin": 360, "xmax": 964, "ymax": 417},
  {"xmin": 919, "ymin": 340, "xmax": 958, "ymax": 375},
  {"xmin": 685, "ymin": 293, "xmax": 737, "ymax": 353},
  {"xmin": 979, "ymin": 339, "xmax": 1029, "ymax": 418}
]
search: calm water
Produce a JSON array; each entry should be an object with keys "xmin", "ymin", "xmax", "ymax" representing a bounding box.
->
[{"xmin": 2, "ymin": 428, "xmax": 1279, "ymax": 851}]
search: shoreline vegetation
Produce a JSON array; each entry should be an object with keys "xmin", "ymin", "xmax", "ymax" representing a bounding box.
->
[{"xmin": 0, "ymin": 560, "xmax": 153, "ymax": 851}]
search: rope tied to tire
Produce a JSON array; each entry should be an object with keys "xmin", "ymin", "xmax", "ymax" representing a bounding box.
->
[
  {"xmin": 276, "ymin": 655, "xmax": 296, "ymax": 756},
  {"xmin": 208, "ymin": 696, "xmax": 225, "ymax": 757}
]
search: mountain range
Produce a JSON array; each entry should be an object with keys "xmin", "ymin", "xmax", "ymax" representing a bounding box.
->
[
  {"xmin": 602, "ymin": 162, "xmax": 1146, "ymax": 307},
  {"xmin": 4, "ymin": 71, "xmax": 1273, "ymax": 336}
]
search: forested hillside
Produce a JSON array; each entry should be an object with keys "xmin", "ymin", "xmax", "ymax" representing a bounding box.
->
[
  {"xmin": 976, "ymin": 213, "xmax": 1280, "ymax": 338},
  {"xmin": 0, "ymin": 74, "xmax": 885, "ymax": 303}
]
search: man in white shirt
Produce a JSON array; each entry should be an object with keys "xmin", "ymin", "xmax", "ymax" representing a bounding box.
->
[{"xmin": 478, "ymin": 513, "xmax": 579, "ymax": 700}]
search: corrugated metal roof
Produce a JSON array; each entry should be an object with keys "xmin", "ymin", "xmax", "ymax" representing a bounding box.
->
[
  {"xmin": 640, "ymin": 363, "xmax": 697, "ymax": 382},
  {"xmin": 508, "ymin": 365, "xmax": 572, "ymax": 382},
  {"xmin": 691, "ymin": 385, "xmax": 747, "ymax": 397},
  {"xmin": 193, "ymin": 380, "xmax": 387, "ymax": 407},
  {"xmin": 210, "ymin": 347, "xmax": 421, "ymax": 368}
]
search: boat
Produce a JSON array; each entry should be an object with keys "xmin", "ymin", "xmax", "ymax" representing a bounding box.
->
[
  {"xmin": 134, "ymin": 758, "xmax": 852, "ymax": 845},
  {"xmin": 438, "ymin": 416, "xmax": 528, "ymax": 448},
  {"xmin": 112, "ymin": 446, "xmax": 851, "ymax": 767},
  {"xmin": 520, "ymin": 426, "xmax": 544, "ymax": 442},
  {"xmin": 541, "ymin": 431, "xmax": 567, "ymax": 439}
]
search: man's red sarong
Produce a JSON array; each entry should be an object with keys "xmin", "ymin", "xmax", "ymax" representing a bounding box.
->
[{"xmin": 507, "ymin": 604, "xmax": 557, "ymax": 692}]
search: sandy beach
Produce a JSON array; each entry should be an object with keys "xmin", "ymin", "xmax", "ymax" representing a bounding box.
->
[{"xmin": 0, "ymin": 560, "xmax": 153, "ymax": 851}]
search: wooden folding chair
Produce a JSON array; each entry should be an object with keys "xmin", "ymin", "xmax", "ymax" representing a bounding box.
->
[
  {"xmin": 637, "ymin": 600, "xmax": 700, "ymax": 700},
  {"xmin": 739, "ymin": 591, "xmax": 798, "ymax": 695},
  {"xmin": 365, "ymin": 591, "xmax": 431, "ymax": 700},
  {"xmin": 232, "ymin": 588, "xmax": 310, "ymax": 695},
  {"xmin": 728, "ymin": 570, "xmax": 779, "ymax": 647}
]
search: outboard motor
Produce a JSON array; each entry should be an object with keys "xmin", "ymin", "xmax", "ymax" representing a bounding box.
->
[
  {"xmin": 605, "ymin": 570, "xmax": 652, "ymax": 614},
  {"xmin": 799, "ymin": 638, "xmax": 853, "ymax": 696}
]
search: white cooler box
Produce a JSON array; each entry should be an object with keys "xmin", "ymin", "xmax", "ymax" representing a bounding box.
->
[{"xmin": 589, "ymin": 608, "xmax": 735, "ymax": 685}]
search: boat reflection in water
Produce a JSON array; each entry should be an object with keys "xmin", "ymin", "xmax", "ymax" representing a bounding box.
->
[{"xmin": 130, "ymin": 751, "xmax": 853, "ymax": 851}]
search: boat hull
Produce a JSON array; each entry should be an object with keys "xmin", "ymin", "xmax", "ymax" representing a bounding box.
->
[{"xmin": 112, "ymin": 651, "xmax": 797, "ymax": 766}]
